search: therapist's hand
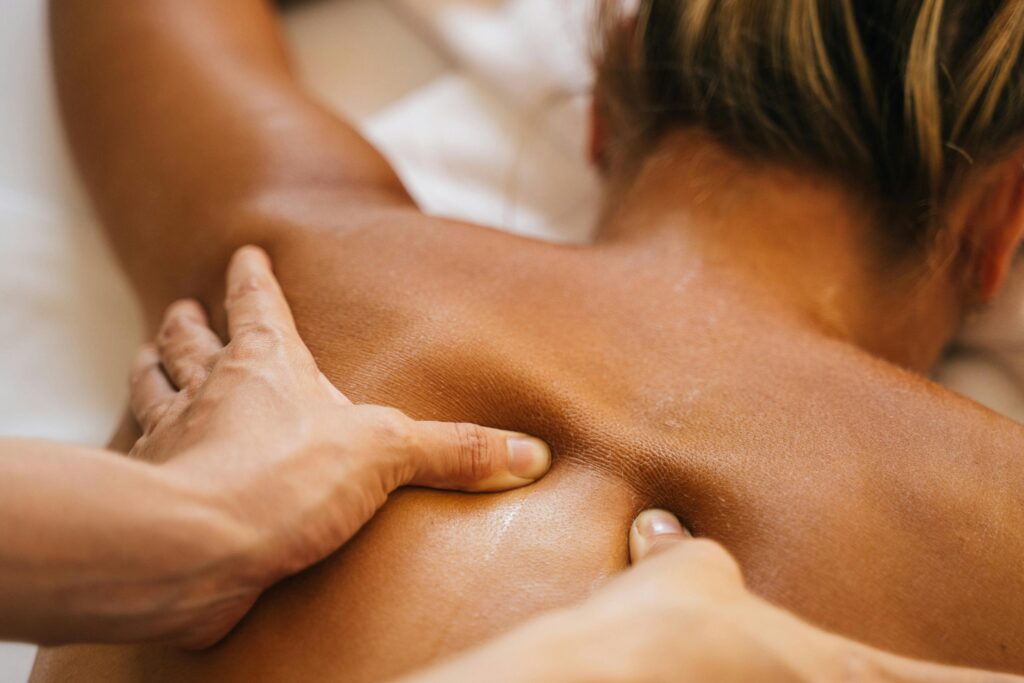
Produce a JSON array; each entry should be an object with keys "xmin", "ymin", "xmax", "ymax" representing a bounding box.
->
[
  {"xmin": 406, "ymin": 511, "xmax": 1021, "ymax": 683},
  {"xmin": 128, "ymin": 246, "xmax": 551, "ymax": 648}
]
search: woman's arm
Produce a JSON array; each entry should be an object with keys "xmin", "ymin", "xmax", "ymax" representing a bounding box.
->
[
  {"xmin": 0, "ymin": 247, "xmax": 550, "ymax": 648},
  {"xmin": 49, "ymin": 0, "xmax": 412, "ymax": 319}
]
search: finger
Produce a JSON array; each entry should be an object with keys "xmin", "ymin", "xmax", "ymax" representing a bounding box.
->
[
  {"xmin": 383, "ymin": 414, "xmax": 552, "ymax": 492},
  {"xmin": 129, "ymin": 343, "xmax": 176, "ymax": 432},
  {"xmin": 224, "ymin": 245, "xmax": 298, "ymax": 341},
  {"xmin": 156, "ymin": 299, "xmax": 223, "ymax": 391},
  {"xmin": 629, "ymin": 509, "xmax": 692, "ymax": 564},
  {"xmin": 630, "ymin": 510, "xmax": 745, "ymax": 590}
]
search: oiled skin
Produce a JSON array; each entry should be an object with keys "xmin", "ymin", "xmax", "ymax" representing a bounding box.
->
[
  {"xmin": 33, "ymin": 211, "xmax": 1024, "ymax": 681},
  {"xmin": 36, "ymin": 1, "xmax": 1024, "ymax": 680}
]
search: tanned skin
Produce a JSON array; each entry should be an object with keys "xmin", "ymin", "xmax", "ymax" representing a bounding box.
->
[{"xmin": 35, "ymin": 1, "xmax": 1024, "ymax": 681}]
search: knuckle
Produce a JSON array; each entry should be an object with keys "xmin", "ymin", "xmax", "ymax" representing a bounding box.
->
[
  {"xmin": 160, "ymin": 301, "xmax": 200, "ymax": 338},
  {"xmin": 653, "ymin": 538, "xmax": 745, "ymax": 601},
  {"xmin": 168, "ymin": 336, "xmax": 203, "ymax": 360},
  {"xmin": 226, "ymin": 325, "xmax": 283, "ymax": 360},
  {"xmin": 227, "ymin": 274, "xmax": 269, "ymax": 303},
  {"xmin": 159, "ymin": 324, "xmax": 203, "ymax": 356},
  {"xmin": 452, "ymin": 422, "xmax": 494, "ymax": 481},
  {"xmin": 687, "ymin": 539, "xmax": 743, "ymax": 581},
  {"xmin": 238, "ymin": 321, "xmax": 285, "ymax": 346},
  {"xmin": 158, "ymin": 316, "xmax": 187, "ymax": 343},
  {"xmin": 633, "ymin": 558, "xmax": 691, "ymax": 599},
  {"xmin": 224, "ymin": 339, "xmax": 264, "ymax": 364}
]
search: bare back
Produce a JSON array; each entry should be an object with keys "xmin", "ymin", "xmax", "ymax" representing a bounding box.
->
[
  {"xmin": 38, "ymin": 2, "xmax": 1024, "ymax": 679},
  {"xmin": 32, "ymin": 206, "xmax": 1024, "ymax": 681}
]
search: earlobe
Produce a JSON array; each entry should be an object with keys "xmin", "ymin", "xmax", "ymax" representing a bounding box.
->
[
  {"xmin": 974, "ymin": 160, "xmax": 1024, "ymax": 302},
  {"xmin": 980, "ymin": 240, "xmax": 1018, "ymax": 302},
  {"xmin": 589, "ymin": 95, "xmax": 610, "ymax": 173}
]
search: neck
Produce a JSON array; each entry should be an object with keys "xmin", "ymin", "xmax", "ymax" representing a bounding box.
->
[{"xmin": 597, "ymin": 132, "xmax": 962, "ymax": 372}]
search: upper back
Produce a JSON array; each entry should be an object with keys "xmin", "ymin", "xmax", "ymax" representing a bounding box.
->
[{"xmin": 32, "ymin": 213, "xmax": 1024, "ymax": 682}]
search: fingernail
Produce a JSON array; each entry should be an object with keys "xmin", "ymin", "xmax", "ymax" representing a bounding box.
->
[
  {"xmin": 629, "ymin": 509, "xmax": 688, "ymax": 562},
  {"xmin": 507, "ymin": 436, "xmax": 551, "ymax": 480},
  {"xmin": 637, "ymin": 509, "xmax": 684, "ymax": 539}
]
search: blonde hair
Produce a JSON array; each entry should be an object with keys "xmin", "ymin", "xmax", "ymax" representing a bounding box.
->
[{"xmin": 596, "ymin": 0, "xmax": 1024, "ymax": 251}]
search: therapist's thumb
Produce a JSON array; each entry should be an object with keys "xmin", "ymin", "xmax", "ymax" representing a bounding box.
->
[
  {"xmin": 629, "ymin": 509, "xmax": 745, "ymax": 593},
  {"xmin": 629, "ymin": 509, "xmax": 692, "ymax": 563},
  {"xmin": 402, "ymin": 419, "xmax": 552, "ymax": 492}
]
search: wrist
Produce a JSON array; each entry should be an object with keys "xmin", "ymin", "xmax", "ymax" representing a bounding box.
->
[
  {"xmin": 162, "ymin": 447, "xmax": 282, "ymax": 584},
  {"xmin": 27, "ymin": 463, "xmax": 259, "ymax": 645},
  {"xmin": 111, "ymin": 467, "xmax": 261, "ymax": 643},
  {"xmin": 162, "ymin": 462, "xmax": 266, "ymax": 577}
]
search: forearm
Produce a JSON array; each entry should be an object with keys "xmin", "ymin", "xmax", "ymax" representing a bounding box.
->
[
  {"xmin": 0, "ymin": 439, "xmax": 247, "ymax": 645},
  {"xmin": 401, "ymin": 613, "xmax": 1023, "ymax": 683}
]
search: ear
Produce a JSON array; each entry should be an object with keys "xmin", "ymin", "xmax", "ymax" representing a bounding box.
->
[
  {"xmin": 958, "ymin": 153, "xmax": 1024, "ymax": 302},
  {"xmin": 588, "ymin": 93, "xmax": 610, "ymax": 173}
]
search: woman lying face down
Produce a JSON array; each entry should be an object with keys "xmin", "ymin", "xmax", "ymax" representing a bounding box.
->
[{"xmin": 36, "ymin": 0, "xmax": 1024, "ymax": 681}]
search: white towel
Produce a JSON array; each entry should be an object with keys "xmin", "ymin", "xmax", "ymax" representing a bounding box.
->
[{"xmin": 361, "ymin": 0, "xmax": 601, "ymax": 241}]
